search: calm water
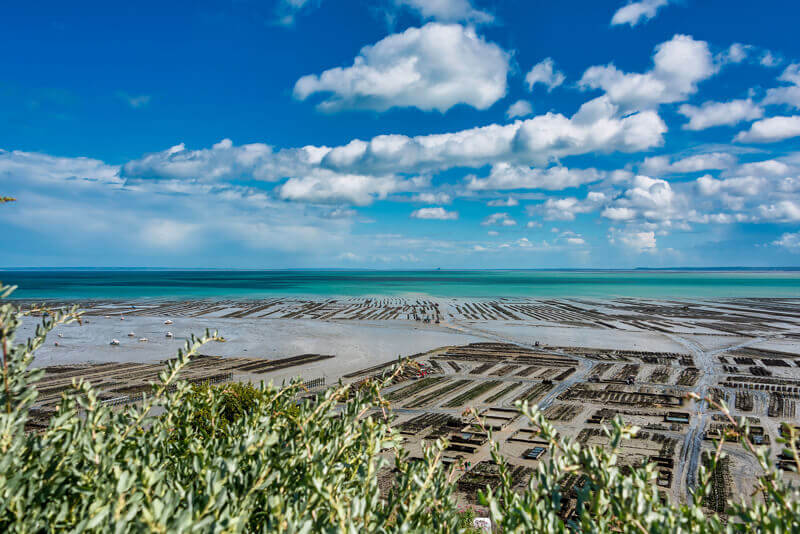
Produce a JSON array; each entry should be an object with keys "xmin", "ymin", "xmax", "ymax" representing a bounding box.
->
[{"xmin": 2, "ymin": 270, "xmax": 800, "ymax": 299}]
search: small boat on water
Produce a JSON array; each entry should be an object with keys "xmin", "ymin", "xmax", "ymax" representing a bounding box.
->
[
  {"xmin": 166, "ymin": 332, "xmax": 173, "ymax": 338},
  {"xmin": 110, "ymin": 339, "xmax": 120, "ymax": 346},
  {"xmin": 138, "ymin": 337, "xmax": 148, "ymax": 342},
  {"xmin": 164, "ymin": 320, "xmax": 173, "ymax": 325},
  {"xmin": 128, "ymin": 332, "xmax": 135, "ymax": 337}
]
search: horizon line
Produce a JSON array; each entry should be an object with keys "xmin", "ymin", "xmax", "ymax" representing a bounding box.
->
[{"xmin": 2, "ymin": 267, "xmax": 800, "ymax": 272}]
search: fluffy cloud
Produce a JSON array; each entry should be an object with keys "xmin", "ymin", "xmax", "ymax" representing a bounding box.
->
[
  {"xmin": 611, "ymin": 0, "xmax": 670, "ymax": 26},
  {"xmin": 122, "ymin": 139, "xmax": 327, "ymax": 183},
  {"xmin": 555, "ymin": 231, "xmax": 586, "ymax": 246},
  {"xmin": 533, "ymin": 193, "xmax": 607, "ymax": 221},
  {"xmin": 579, "ymin": 34, "xmax": 716, "ymax": 111},
  {"xmin": 680, "ymin": 154, "xmax": 800, "ymax": 224},
  {"xmin": 734, "ymin": 116, "xmax": 800, "ymax": 143},
  {"xmin": 1, "ymin": 148, "xmax": 358, "ymax": 266},
  {"xmin": 392, "ymin": 0, "xmax": 493, "ymax": 24},
  {"xmin": 617, "ymin": 176, "xmax": 677, "ymax": 217},
  {"xmin": 466, "ymin": 163, "xmax": 603, "ymax": 191},
  {"xmin": 525, "ymin": 58, "xmax": 565, "ymax": 91},
  {"xmin": 411, "ymin": 192, "xmax": 452, "ymax": 204},
  {"xmin": 322, "ymin": 207, "xmax": 358, "ymax": 219},
  {"xmin": 0, "ymin": 149, "xmax": 121, "ymax": 188},
  {"xmin": 721, "ymin": 158, "xmax": 794, "ymax": 179},
  {"xmin": 696, "ymin": 174, "xmax": 765, "ymax": 197},
  {"xmin": 482, "ymin": 212, "xmax": 517, "ymax": 226},
  {"xmin": 773, "ymin": 232, "xmax": 800, "ymax": 251},
  {"xmin": 511, "ymin": 97, "xmax": 665, "ymax": 164},
  {"xmin": 678, "ymin": 99, "xmax": 763, "ymax": 130},
  {"xmin": 506, "ymin": 100, "xmax": 533, "ymax": 119},
  {"xmin": 601, "ymin": 175, "xmax": 683, "ymax": 223},
  {"xmin": 410, "ymin": 206, "xmax": 458, "ymax": 220},
  {"xmin": 125, "ymin": 96, "xmax": 665, "ymax": 184},
  {"xmin": 760, "ymin": 51, "xmax": 782, "ymax": 68},
  {"xmin": 758, "ymin": 201, "xmax": 800, "ymax": 222},
  {"xmin": 776, "ymin": 63, "xmax": 800, "ymax": 84},
  {"xmin": 602, "ymin": 206, "xmax": 637, "ymax": 221},
  {"xmin": 640, "ymin": 152, "xmax": 737, "ymax": 174},
  {"xmin": 293, "ymin": 23, "xmax": 510, "ymax": 112},
  {"xmin": 317, "ymin": 96, "xmax": 665, "ymax": 174},
  {"xmin": 764, "ymin": 64, "xmax": 800, "ymax": 109},
  {"xmin": 278, "ymin": 169, "xmax": 411, "ymax": 205},
  {"xmin": 471, "ymin": 237, "xmax": 557, "ymax": 253},
  {"xmin": 716, "ymin": 43, "xmax": 750, "ymax": 65},
  {"xmin": 610, "ymin": 228, "xmax": 657, "ymax": 251}
]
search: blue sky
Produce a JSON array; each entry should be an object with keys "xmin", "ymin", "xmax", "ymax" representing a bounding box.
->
[{"xmin": 2, "ymin": 0, "xmax": 800, "ymax": 268}]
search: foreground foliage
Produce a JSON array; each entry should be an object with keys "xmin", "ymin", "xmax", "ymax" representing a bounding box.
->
[{"xmin": 1, "ymin": 284, "xmax": 799, "ymax": 532}]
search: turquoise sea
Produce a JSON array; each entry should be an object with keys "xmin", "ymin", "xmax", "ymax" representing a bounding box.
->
[{"xmin": 2, "ymin": 270, "xmax": 800, "ymax": 300}]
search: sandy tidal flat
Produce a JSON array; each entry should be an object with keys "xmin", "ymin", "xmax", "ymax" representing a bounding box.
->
[{"xmin": 21, "ymin": 315, "xmax": 485, "ymax": 384}]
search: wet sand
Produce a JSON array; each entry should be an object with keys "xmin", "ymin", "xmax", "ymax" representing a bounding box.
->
[{"xmin": 21, "ymin": 296, "xmax": 800, "ymax": 383}]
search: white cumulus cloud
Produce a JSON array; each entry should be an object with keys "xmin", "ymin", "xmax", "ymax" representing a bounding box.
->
[
  {"xmin": 579, "ymin": 34, "xmax": 716, "ymax": 111},
  {"xmin": 760, "ymin": 51, "xmax": 782, "ymax": 68},
  {"xmin": 0, "ymin": 149, "xmax": 121, "ymax": 187},
  {"xmin": 534, "ymin": 193, "xmax": 607, "ymax": 221},
  {"xmin": 293, "ymin": 23, "xmax": 510, "ymax": 113},
  {"xmin": 602, "ymin": 207, "xmax": 637, "ymax": 221},
  {"xmin": 764, "ymin": 64, "xmax": 800, "ymax": 109},
  {"xmin": 735, "ymin": 116, "xmax": 800, "ymax": 143},
  {"xmin": 678, "ymin": 99, "xmax": 763, "ymax": 130},
  {"xmin": 506, "ymin": 100, "xmax": 533, "ymax": 119},
  {"xmin": 0, "ymin": 148, "xmax": 359, "ymax": 264},
  {"xmin": 610, "ymin": 229, "xmax": 657, "ymax": 251},
  {"xmin": 696, "ymin": 174, "xmax": 765, "ymax": 197},
  {"xmin": 716, "ymin": 43, "xmax": 750, "ymax": 65},
  {"xmin": 122, "ymin": 139, "xmax": 326, "ymax": 183},
  {"xmin": 640, "ymin": 152, "xmax": 737, "ymax": 174},
  {"xmin": 392, "ymin": 0, "xmax": 493, "ymax": 24},
  {"xmin": 773, "ymin": 232, "xmax": 800, "ymax": 251},
  {"xmin": 126, "ymin": 97, "xmax": 666, "ymax": 183},
  {"xmin": 278, "ymin": 169, "xmax": 409, "ymax": 205},
  {"xmin": 601, "ymin": 175, "xmax": 683, "ymax": 223},
  {"xmin": 557, "ymin": 231, "xmax": 587, "ymax": 246},
  {"xmin": 482, "ymin": 212, "xmax": 517, "ymax": 226},
  {"xmin": 525, "ymin": 58, "xmax": 565, "ymax": 91},
  {"xmin": 758, "ymin": 201, "xmax": 800, "ymax": 222},
  {"xmin": 410, "ymin": 206, "xmax": 459, "ymax": 220},
  {"xmin": 611, "ymin": 0, "xmax": 670, "ymax": 27},
  {"xmin": 411, "ymin": 192, "xmax": 452, "ymax": 204},
  {"xmin": 466, "ymin": 163, "xmax": 603, "ymax": 191}
]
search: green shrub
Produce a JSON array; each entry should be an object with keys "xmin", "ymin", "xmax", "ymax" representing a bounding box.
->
[
  {"xmin": 1, "ymin": 284, "xmax": 799, "ymax": 532},
  {"xmin": 182, "ymin": 381, "xmax": 278, "ymax": 439}
]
